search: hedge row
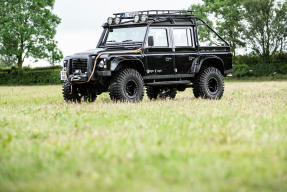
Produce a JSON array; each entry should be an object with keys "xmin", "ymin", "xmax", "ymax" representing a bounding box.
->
[
  {"xmin": 233, "ymin": 53, "xmax": 287, "ymax": 77},
  {"xmin": 1, "ymin": 62, "xmax": 287, "ymax": 85},
  {"xmin": 0, "ymin": 65, "xmax": 62, "ymax": 73},
  {"xmin": 0, "ymin": 69, "xmax": 62, "ymax": 85},
  {"xmin": 233, "ymin": 62, "xmax": 287, "ymax": 77}
]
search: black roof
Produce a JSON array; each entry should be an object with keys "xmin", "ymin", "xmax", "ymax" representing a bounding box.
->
[
  {"xmin": 105, "ymin": 10, "xmax": 197, "ymax": 27},
  {"xmin": 113, "ymin": 10, "xmax": 194, "ymax": 18}
]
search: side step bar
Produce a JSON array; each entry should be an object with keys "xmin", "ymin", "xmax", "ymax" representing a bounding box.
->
[
  {"xmin": 146, "ymin": 80, "xmax": 191, "ymax": 87},
  {"xmin": 143, "ymin": 74, "xmax": 194, "ymax": 80}
]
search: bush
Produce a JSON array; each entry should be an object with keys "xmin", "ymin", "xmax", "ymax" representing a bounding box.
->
[
  {"xmin": 233, "ymin": 64, "xmax": 252, "ymax": 77},
  {"xmin": 0, "ymin": 68, "xmax": 62, "ymax": 85},
  {"xmin": 30, "ymin": 65, "xmax": 62, "ymax": 71},
  {"xmin": 234, "ymin": 53, "xmax": 287, "ymax": 77},
  {"xmin": 0, "ymin": 67, "xmax": 13, "ymax": 73}
]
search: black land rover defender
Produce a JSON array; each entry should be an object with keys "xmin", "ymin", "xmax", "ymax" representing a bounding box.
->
[{"xmin": 61, "ymin": 10, "xmax": 232, "ymax": 102}]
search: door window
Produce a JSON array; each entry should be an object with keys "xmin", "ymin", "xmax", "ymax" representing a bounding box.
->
[
  {"xmin": 173, "ymin": 28, "xmax": 192, "ymax": 47},
  {"xmin": 148, "ymin": 28, "xmax": 169, "ymax": 47}
]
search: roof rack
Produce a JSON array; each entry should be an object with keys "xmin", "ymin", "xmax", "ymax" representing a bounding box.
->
[{"xmin": 113, "ymin": 10, "xmax": 194, "ymax": 18}]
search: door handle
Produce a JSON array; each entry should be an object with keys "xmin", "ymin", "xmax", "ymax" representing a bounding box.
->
[{"xmin": 165, "ymin": 57, "xmax": 172, "ymax": 62}]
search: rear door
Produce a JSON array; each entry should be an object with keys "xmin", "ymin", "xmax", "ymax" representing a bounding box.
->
[
  {"xmin": 172, "ymin": 27, "xmax": 198, "ymax": 74},
  {"xmin": 144, "ymin": 27, "xmax": 174, "ymax": 75}
]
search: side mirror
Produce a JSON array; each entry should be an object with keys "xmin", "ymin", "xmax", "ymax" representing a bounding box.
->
[{"xmin": 148, "ymin": 36, "xmax": 154, "ymax": 47}]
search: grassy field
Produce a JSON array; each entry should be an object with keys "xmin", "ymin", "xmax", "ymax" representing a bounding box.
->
[{"xmin": 0, "ymin": 81, "xmax": 287, "ymax": 192}]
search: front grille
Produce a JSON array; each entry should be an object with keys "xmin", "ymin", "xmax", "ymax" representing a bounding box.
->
[{"xmin": 71, "ymin": 59, "xmax": 88, "ymax": 73}]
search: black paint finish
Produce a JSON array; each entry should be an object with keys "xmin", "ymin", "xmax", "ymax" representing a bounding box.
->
[{"xmin": 144, "ymin": 47, "xmax": 174, "ymax": 75}]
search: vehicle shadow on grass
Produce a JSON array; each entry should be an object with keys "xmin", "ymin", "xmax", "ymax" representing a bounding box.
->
[{"xmin": 92, "ymin": 95, "xmax": 199, "ymax": 105}]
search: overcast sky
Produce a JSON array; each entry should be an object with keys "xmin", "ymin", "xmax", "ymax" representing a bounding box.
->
[{"xmin": 27, "ymin": 0, "xmax": 202, "ymax": 67}]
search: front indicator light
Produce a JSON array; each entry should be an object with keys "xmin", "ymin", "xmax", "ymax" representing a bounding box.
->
[{"xmin": 63, "ymin": 60, "xmax": 68, "ymax": 68}]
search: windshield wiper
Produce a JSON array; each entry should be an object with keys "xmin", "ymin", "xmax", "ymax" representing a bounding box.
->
[
  {"xmin": 122, "ymin": 40, "xmax": 143, "ymax": 45},
  {"xmin": 106, "ymin": 40, "xmax": 143, "ymax": 48},
  {"xmin": 122, "ymin": 40, "xmax": 133, "ymax": 43}
]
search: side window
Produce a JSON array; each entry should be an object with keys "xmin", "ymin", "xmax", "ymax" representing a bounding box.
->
[
  {"xmin": 148, "ymin": 28, "xmax": 168, "ymax": 47},
  {"xmin": 173, "ymin": 28, "xmax": 193, "ymax": 47}
]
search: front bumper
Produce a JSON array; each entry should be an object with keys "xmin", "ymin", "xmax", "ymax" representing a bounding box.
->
[{"xmin": 60, "ymin": 70, "xmax": 112, "ymax": 82}]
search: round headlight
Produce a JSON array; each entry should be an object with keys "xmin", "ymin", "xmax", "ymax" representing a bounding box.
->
[
  {"xmin": 134, "ymin": 15, "xmax": 140, "ymax": 23},
  {"xmin": 98, "ymin": 60, "xmax": 105, "ymax": 68},
  {"xmin": 115, "ymin": 17, "xmax": 121, "ymax": 24},
  {"xmin": 107, "ymin": 17, "xmax": 113, "ymax": 25},
  {"xmin": 140, "ymin": 15, "xmax": 148, "ymax": 22},
  {"xmin": 98, "ymin": 59, "xmax": 107, "ymax": 68}
]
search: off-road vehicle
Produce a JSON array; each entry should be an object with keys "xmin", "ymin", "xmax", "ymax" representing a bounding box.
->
[{"xmin": 60, "ymin": 10, "xmax": 232, "ymax": 102}]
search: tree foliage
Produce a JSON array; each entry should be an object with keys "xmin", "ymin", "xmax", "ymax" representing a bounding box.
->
[
  {"xmin": 190, "ymin": 0, "xmax": 246, "ymax": 56},
  {"xmin": 190, "ymin": 0, "xmax": 287, "ymax": 58},
  {"xmin": 0, "ymin": 54, "xmax": 17, "ymax": 67},
  {"xmin": 0, "ymin": 0, "xmax": 63, "ymax": 68},
  {"xmin": 242, "ymin": 0, "xmax": 287, "ymax": 61},
  {"xmin": 189, "ymin": 4, "xmax": 214, "ymax": 46}
]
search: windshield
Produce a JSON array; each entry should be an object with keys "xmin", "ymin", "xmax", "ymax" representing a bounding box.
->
[{"xmin": 105, "ymin": 27, "xmax": 147, "ymax": 45}]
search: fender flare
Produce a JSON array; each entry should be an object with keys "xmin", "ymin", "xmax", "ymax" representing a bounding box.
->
[
  {"xmin": 192, "ymin": 55, "xmax": 224, "ymax": 74},
  {"xmin": 110, "ymin": 56, "xmax": 145, "ymax": 75}
]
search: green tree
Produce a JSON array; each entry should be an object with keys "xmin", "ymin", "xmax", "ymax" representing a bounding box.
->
[
  {"xmin": 0, "ymin": 55, "xmax": 17, "ymax": 67},
  {"xmin": 0, "ymin": 0, "xmax": 63, "ymax": 69},
  {"xmin": 189, "ymin": 4, "xmax": 214, "ymax": 45},
  {"xmin": 190, "ymin": 0, "xmax": 245, "ymax": 56},
  {"xmin": 0, "ymin": 59, "xmax": 4, "ymax": 67},
  {"xmin": 243, "ymin": 0, "xmax": 287, "ymax": 62}
]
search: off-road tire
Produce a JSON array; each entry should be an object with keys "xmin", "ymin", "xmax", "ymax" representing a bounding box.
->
[
  {"xmin": 62, "ymin": 81, "xmax": 97, "ymax": 103},
  {"xmin": 109, "ymin": 68, "xmax": 144, "ymax": 102},
  {"xmin": 146, "ymin": 87, "xmax": 177, "ymax": 100},
  {"xmin": 193, "ymin": 67, "xmax": 224, "ymax": 99},
  {"xmin": 62, "ymin": 81, "xmax": 80, "ymax": 102}
]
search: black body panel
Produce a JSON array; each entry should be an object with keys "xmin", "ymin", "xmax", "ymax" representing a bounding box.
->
[
  {"xmin": 174, "ymin": 47, "xmax": 198, "ymax": 74},
  {"xmin": 144, "ymin": 47, "xmax": 174, "ymax": 75}
]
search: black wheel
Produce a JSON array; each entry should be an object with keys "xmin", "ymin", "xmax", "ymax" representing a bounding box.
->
[
  {"xmin": 62, "ymin": 81, "xmax": 97, "ymax": 103},
  {"xmin": 62, "ymin": 81, "xmax": 80, "ymax": 102},
  {"xmin": 193, "ymin": 67, "xmax": 224, "ymax": 99},
  {"xmin": 109, "ymin": 68, "xmax": 144, "ymax": 102},
  {"xmin": 146, "ymin": 87, "xmax": 177, "ymax": 100}
]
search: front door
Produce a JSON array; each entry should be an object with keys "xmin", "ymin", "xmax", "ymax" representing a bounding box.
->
[
  {"xmin": 144, "ymin": 27, "xmax": 174, "ymax": 75},
  {"xmin": 172, "ymin": 27, "xmax": 197, "ymax": 74}
]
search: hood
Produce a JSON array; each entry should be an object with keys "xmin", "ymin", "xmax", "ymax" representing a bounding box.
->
[
  {"xmin": 65, "ymin": 48, "xmax": 106, "ymax": 60},
  {"xmin": 64, "ymin": 46, "xmax": 142, "ymax": 60},
  {"xmin": 74, "ymin": 48, "xmax": 105, "ymax": 56}
]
